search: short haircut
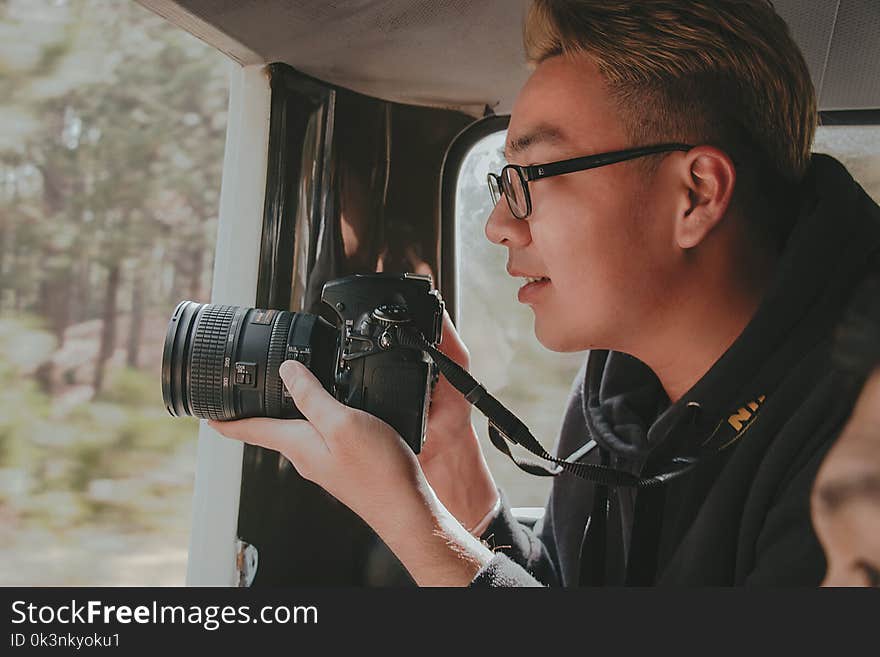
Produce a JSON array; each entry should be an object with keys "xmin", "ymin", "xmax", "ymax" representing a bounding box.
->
[{"xmin": 524, "ymin": 0, "xmax": 818, "ymax": 247}]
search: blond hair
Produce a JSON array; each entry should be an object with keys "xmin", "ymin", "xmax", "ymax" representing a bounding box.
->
[{"xmin": 525, "ymin": 1, "xmax": 817, "ymax": 240}]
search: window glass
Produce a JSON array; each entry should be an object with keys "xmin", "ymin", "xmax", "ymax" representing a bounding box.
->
[
  {"xmin": 454, "ymin": 125, "xmax": 880, "ymax": 509},
  {"xmin": 455, "ymin": 130, "xmax": 586, "ymax": 508},
  {"xmin": 0, "ymin": 0, "xmax": 229, "ymax": 584},
  {"xmin": 814, "ymin": 125, "xmax": 880, "ymax": 202}
]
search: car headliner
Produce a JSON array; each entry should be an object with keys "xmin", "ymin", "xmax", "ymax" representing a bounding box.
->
[{"xmin": 136, "ymin": 0, "xmax": 879, "ymax": 115}]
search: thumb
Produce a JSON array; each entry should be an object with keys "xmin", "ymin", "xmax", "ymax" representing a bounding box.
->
[
  {"xmin": 280, "ymin": 360, "xmax": 349, "ymax": 436},
  {"xmin": 207, "ymin": 416, "xmax": 326, "ymax": 460}
]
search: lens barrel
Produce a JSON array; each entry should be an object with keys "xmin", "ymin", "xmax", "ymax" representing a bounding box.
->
[{"xmin": 162, "ymin": 301, "xmax": 336, "ymax": 421}]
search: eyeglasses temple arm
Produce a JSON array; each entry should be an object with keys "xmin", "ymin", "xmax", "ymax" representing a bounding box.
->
[{"xmin": 524, "ymin": 143, "xmax": 693, "ymax": 181}]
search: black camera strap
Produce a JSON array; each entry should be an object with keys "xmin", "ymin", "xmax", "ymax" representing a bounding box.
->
[{"xmin": 394, "ymin": 329, "xmax": 710, "ymax": 489}]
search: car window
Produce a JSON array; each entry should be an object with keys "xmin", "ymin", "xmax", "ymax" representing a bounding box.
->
[
  {"xmin": 0, "ymin": 0, "xmax": 229, "ymax": 584},
  {"xmin": 814, "ymin": 124, "xmax": 880, "ymax": 202},
  {"xmin": 455, "ymin": 130, "xmax": 586, "ymax": 508}
]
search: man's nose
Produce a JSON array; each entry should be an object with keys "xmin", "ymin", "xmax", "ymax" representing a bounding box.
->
[{"xmin": 485, "ymin": 198, "xmax": 531, "ymax": 247}]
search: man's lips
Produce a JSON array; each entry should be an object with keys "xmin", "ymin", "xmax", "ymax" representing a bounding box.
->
[
  {"xmin": 507, "ymin": 266, "xmax": 550, "ymax": 284},
  {"xmin": 516, "ymin": 276, "xmax": 551, "ymax": 304}
]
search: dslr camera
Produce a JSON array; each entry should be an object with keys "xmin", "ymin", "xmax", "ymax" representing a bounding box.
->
[{"xmin": 162, "ymin": 273, "xmax": 443, "ymax": 453}]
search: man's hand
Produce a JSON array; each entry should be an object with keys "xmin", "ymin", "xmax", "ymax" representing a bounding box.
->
[
  {"xmin": 418, "ymin": 311, "xmax": 500, "ymax": 532},
  {"xmin": 208, "ymin": 360, "xmax": 425, "ymax": 530},
  {"xmin": 208, "ymin": 358, "xmax": 495, "ymax": 585}
]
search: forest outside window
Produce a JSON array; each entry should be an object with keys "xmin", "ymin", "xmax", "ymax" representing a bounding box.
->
[{"xmin": 0, "ymin": 0, "xmax": 229, "ymax": 585}]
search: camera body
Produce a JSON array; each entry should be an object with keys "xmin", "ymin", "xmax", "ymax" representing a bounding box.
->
[
  {"xmin": 322, "ymin": 274, "xmax": 443, "ymax": 453},
  {"xmin": 162, "ymin": 273, "xmax": 444, "ymax": 453}
]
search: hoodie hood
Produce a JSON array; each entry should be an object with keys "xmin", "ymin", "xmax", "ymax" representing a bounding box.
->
[{"xmin": 582, "ymin": 153, "xmax": 880, "ymax": 468}]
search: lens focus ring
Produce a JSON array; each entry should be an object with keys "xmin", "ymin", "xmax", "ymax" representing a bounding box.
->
[
  {"xmin": 265, "ymin": 311, "xmax": 293, "ymax": 417},
  {"xmin": 189, "ymin": 304, "xmax": 236, "ymax": 420}
]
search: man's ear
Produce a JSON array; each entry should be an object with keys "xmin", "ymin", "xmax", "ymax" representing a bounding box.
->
[{"xmin": 674, "ymin": 146, "xmax": 736, "ymax": 249}]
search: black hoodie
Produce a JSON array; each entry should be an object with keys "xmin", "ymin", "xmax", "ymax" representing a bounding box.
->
[{"xmin": 470, "ymin": 154, "xmax": 880, "ymax": 587}]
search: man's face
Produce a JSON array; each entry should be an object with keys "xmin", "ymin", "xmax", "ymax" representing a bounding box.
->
[
  {"xmin": 486, "ymin": 54, "xmax": 683, "ymax": 352},
  {"xmin": 812, "ymin": 369, "xmax": 880, "ymax": 587}
]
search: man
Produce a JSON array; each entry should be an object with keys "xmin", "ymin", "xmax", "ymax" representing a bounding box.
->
[
  {"xmin": 813, "ymin": 276, "xmax": 880, "ymax": 587},
  {"xmin": 210, "ymin": 0, "xmax": 880, "ymax": 586}
]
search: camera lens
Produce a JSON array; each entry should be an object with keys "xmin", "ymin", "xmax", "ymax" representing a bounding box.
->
[{"xmin": 162, "ymin": 301, "xmax": 337, "ymax": 420}]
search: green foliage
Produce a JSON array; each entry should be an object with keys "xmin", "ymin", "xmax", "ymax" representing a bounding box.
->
[
  {"xmin": 0, "ymin": 320, "xmax": 199, "ymax": 534},
  {"xmin": 96, "ymin": 366, "xmax": 162, "ymax": 407},
  {"xmin": 0, "ymin": 316, "xmax": 54, "ymax": 468}
]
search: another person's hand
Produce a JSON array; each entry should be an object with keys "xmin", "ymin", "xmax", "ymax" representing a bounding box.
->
[{"xmin": 417, "ymin": 311, "xmax": 499, "ymax": 532}]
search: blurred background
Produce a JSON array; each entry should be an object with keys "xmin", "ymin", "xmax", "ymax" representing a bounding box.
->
[
  {"xmin": 1, "ymin": 0, "xmax": 878, "ymax": 586},
  {"xmin": 0, "ymin": 0, "xmax": 228, "ymax": 585}
]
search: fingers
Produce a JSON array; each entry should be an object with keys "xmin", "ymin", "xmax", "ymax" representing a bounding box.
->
[
  {"xmin": 207, "ymin": 416, "xmax": 329, "ymax": 468},
  {"xmin": 207, "ymin": 360, "xmax": 353, "ymax": 460},
  {"xmin": 279, "ymin": 360, "xmax": 349, "ymax": 437}
]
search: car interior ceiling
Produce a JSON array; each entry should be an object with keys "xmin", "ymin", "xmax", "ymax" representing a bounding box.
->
[{"xmin": 138, "ymin": 0, "xmax": 879, "ymax": 114}]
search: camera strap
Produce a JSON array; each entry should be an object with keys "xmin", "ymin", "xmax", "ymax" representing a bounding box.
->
[{"xmin": 394, "ymin": 329, "xmax": 710, "ymax": 488}]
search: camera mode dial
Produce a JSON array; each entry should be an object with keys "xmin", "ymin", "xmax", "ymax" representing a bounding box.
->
[{"xmin": 372, "ymin": 304, "xmax": 410, "ymax": 325}]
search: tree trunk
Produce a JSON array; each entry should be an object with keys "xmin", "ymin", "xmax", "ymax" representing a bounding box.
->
[
  {"xmin": 0, "ymin": 209, "xmax": 9, "ymax": 313},
  {"xmin": 67, "ymin": 255, "xmax": 87, "ymax": 324},
  {"xmin": 126, "ymin": 268, "xmax": 145, "ymax": 368},
  {"xmin": 36, "ymin": 162, "xmax": 71, "ymax": 342},
  {"xmin": 39, "ymin": 267, "xmax": 71, "ymax": 348},
  {"xmin": 93, "ymin": 263, "xmax": 120, "ymax": 395}
]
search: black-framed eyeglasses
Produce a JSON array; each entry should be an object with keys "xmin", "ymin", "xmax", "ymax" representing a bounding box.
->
[{"xmin": 487, "ymin": 143, "xmax": 693, "ymax": 219}]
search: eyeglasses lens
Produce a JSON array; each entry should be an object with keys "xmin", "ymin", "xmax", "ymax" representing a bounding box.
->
[
  {"xmin": 487, "ymin": 174, "xmax": 501, "ymax": 205},
  {"xmin": 502, "ymin": 168, "xmax": 528, "ymax": 218}
]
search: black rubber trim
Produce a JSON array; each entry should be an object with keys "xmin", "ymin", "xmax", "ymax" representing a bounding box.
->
[{"xmin": 818, "ymin": 109, "xmax": 880, "ymax": 126}]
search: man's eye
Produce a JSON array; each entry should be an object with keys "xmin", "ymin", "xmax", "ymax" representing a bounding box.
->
[{"xmin": 855, "ymin": 560, "xmax": 880, "ymax": 587}]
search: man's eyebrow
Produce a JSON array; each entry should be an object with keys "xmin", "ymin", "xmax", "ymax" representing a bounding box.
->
[
  {"xmin": 816, "ymin": 471, "xmax": 880, "ymax": 513},
  {"xmin": 504, "ymin": 124, "xmax": 566, "ymax": 160}
]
